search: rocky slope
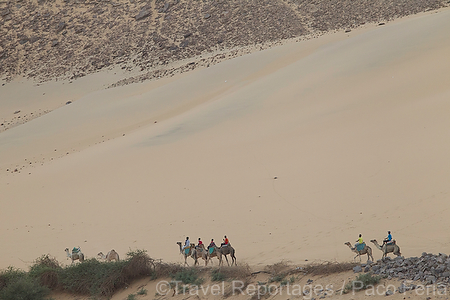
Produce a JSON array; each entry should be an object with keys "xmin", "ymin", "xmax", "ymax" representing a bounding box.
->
[{"xmin": 0, "ymin": 0, "xmax": 448, "ymax": 83}]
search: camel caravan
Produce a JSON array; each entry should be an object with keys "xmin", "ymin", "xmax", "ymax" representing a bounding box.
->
[
  {"xmin": 345, "ymin": 231, "xmax": 402, "ymax": 263},
  {"xmin": 64, "ymin": 247, "xmax": 119, "ymax": 263},
  {"xmin": 177, "ymin": 236, "xmax": 237, "ymax": 267}
]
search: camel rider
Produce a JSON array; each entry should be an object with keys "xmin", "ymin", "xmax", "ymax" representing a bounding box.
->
[
  {"xmin": 355, "ymin": 234, "xmax": 364, "ymax": 251},
  {"xmin": 221, "ymin": 235, "xmax": 229, "ymax": 247},
  {"xmin": 207, "ymin": 239, "xmax": 216, "ymax": 250},
  {"xmin": 196, "ymin": 238, "xmax": 203, "ymax": 249},
  {"xmin": 182, "ymin": 237, "xmax": 190, "ymax": 251},
  {"xmin": 383, "ymin": 231, "xmax": 393, "ymax": 245}
]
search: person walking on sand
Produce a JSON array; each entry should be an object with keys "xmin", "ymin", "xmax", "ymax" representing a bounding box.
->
[{"xmin": 182, "ymin": 237, "xmax": 190, "ymax": 251}]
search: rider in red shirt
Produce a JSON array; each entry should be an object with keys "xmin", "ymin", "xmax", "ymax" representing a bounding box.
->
[
  {"xmin": 221, "ymin": 235, "xmax": 229, "ymax": 247},
  {"xmin": 197, "ymin": 238, "xmax": 203, "ymax": 249}
]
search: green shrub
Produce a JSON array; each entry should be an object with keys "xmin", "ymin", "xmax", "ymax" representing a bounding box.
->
[
  {"xmin": 58, "ymin": 249, "xmax": 154, "ymax": 297},
  {"xmin": 269, "ymin": 274, "xmax": 284, "ymax": 283},
  {"xmin": 28, "ymin": 255, "xmax": 61, "ymax": 289},
  {"xmin": 171, "ymin": 268, "xmax": 203, "ymax": 286},
  {"xmin": 127, "ymin": 293, "xmax": 137, "ymax": 300},
  {"xmin": 137, "ymin": 287, "xmax": 147, "ymax": 295},
  {"xmin": 344, "ymin": 272, "xmax": 381, "ymax": 293},
  {"xmin": 0, "ymin": 267, "xmax": 50, "ymax": 300},
  {"xmin": 211, "ymin": 269, "xmax": 226, "ymax": 282}
]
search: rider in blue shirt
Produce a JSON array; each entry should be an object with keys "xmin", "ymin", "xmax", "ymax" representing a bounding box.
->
[{"xmin": 383, "ymin": 231, "xmax": 392, "ymax": 245}]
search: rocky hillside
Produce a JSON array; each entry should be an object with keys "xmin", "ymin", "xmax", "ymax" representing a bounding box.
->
[
  {"xmin": 357, "ymin": 252, "xmax": 450, "ymax": 287},
  {"xmin": 0, "ymin": 0, "xmax": 447, "ymax": 83}
]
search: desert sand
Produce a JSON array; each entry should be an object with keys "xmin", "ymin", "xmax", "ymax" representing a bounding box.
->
[{"xmin": 1, "ymin": 7, "xmax": 450, "ymax": 296}]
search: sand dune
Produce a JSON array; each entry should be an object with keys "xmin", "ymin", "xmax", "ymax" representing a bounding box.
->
[{"xmin": 1, "ymin": 8, "xmax": 450, "ymax": 272}]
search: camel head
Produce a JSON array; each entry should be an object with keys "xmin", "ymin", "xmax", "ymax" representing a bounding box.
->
[
  {"xmin": 370, "ymin": 239, "xmax": 378, "ymax": 243},
  {"xmin": 64, "ymin": 248, "xmax": 70, "ymax": 257},
  {"xmin": 98, "ymin": 252, "xmax": 105, "ymax": 259},
  {"xmin": 344, "ymin": 242, "xmax": 355, "ymax": 251}
]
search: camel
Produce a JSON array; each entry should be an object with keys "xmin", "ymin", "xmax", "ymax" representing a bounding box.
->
[
  {"xmin": 206, "ymin": 246, "xmax": 223, "ymax": 265},
  {"xmin": 65, "ymin": 247, "xmax": 85, "ymax": 263},
  {"xmin": 344, "ymin": 242, "xmax": 374, "ymax": 262},
  {"xmin": 98, "ymin": 249, "xmax": 120, "ymax": 262},
  {"xmin": 177, "ymin": 242, "xmax": 198, "ymax": 266},
  {"xmin": 370, "ymin": 239, "xmax": 401, "ymax": 258},
  {"xmin": 195, "ymin": 244, "xmax": 211, "ymax": 266},
  {"xmin": 217, "ymin": 244, "xmax": 237, "ymax": 266}
]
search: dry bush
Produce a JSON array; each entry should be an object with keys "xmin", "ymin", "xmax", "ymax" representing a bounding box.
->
[
  {"xmin": 122, "ymin": 250, "xmax": 155, "ymax": 278},
  {"xmin": 153, "ymin": 261, "xmax": 183, "ymax": 278},
  {"xmin": 215, "ymin": 263, "xmax": 252, "ymax": 280},
  {"xmin": 264, "ymin": 261, "xmax": 291, "ymax": 275},
  {"xmin": 302, "ymin": 261, "xmax": 357, "ymax": 276},
  {"xmin": 33, "ymin": 255, "xmax": 60, "ymax": 270}
]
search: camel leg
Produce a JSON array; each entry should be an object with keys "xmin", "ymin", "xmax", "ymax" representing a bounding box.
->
[
  {"xmin": 231, "ymin": 254, "xmax": 237, "ymax": 266},
  {"xmin": 224, "ymin": 255, "xmax": 230, "ymax": 266}
]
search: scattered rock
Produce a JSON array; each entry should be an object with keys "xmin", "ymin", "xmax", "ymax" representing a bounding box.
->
[
  {"xmin": 135, "ymin": 9, "xmax": 150, "ymax": 21},
  {"xmin": 56, "ymin": 21, "xmax": 66, "ymax": 33},
  {"xmin": 353, "ymin": 266, "xmax": 362, "ymax": 273}
]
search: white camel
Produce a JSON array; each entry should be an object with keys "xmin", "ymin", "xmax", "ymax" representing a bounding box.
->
[
  {"xmin": 98, "ymin": 249, "xmax": 120, "ymax": 262},
  {"xmin": 65, "ymin": 247, "xmax": 85, "ymax": 263}
]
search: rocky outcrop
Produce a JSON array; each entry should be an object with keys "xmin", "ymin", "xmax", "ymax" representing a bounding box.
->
[
  {"xmin": 0, "ymin": 0, "xmax": 447, "ymax": 83},
  {"xmin": 367, "ymin": 252, "xmax": 450, "ymax": 285}
]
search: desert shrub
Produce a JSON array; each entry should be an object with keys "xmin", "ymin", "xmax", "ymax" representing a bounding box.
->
[
  {"xmin": 303, "ymin": 261, "xmax": 357, "ymax": 276},
  {"xmin": 59, "ymin": 258, "xmax": 121, "ymax": 295},
  {"xmin": 0, "ymin": 267, "xmax": 50, "ymax": 300},
  {"xmin": 171, "ymin": 268, "xmax": 203, "ymax": 286},
  {"xmin": 0, "ymin": 250, "xmax": 158, "ymax": 299},
  {"xmin": 127, "ymin": 294, "xmax": 137, "ymax": 300},
  {"xmin": 28, "ymin": 255, "xmax": 61, "ymax": 289},
  {"xmin": 211, "ymin": 269, "xmax": 226, "ymax": 282},
  {"xmin": 269, "ymin": 274, "xmax": 285, "ymax": 283},
  {"xmin": 137, "ymin": 287, "xmax": 147, "ymax": 295},
  {"xmin": 344, "ymin": 273, "xmax": 381, "ymax": 293},
  {"xmin": 59, "ymin": 249, "xmax": 154, "ymax": 297},
  {"xmin": 122, "ymin": 249, "xmax": 154, "ymax": 278},
  {"xmin": 265, "ymin": 261, "xmax": 290, "ymax": 276},
  {"xmin": 213, "ymin": 264, "xmax": 251, "ymax": 280},
  {"xmin": 153, "ymin": 261, "xmax": 183, "ymax": 278}
]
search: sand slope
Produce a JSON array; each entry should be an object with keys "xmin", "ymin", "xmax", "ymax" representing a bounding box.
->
[{"xmin": 1, "ymin": 8, "xmax": 450, "ymax": 271}]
